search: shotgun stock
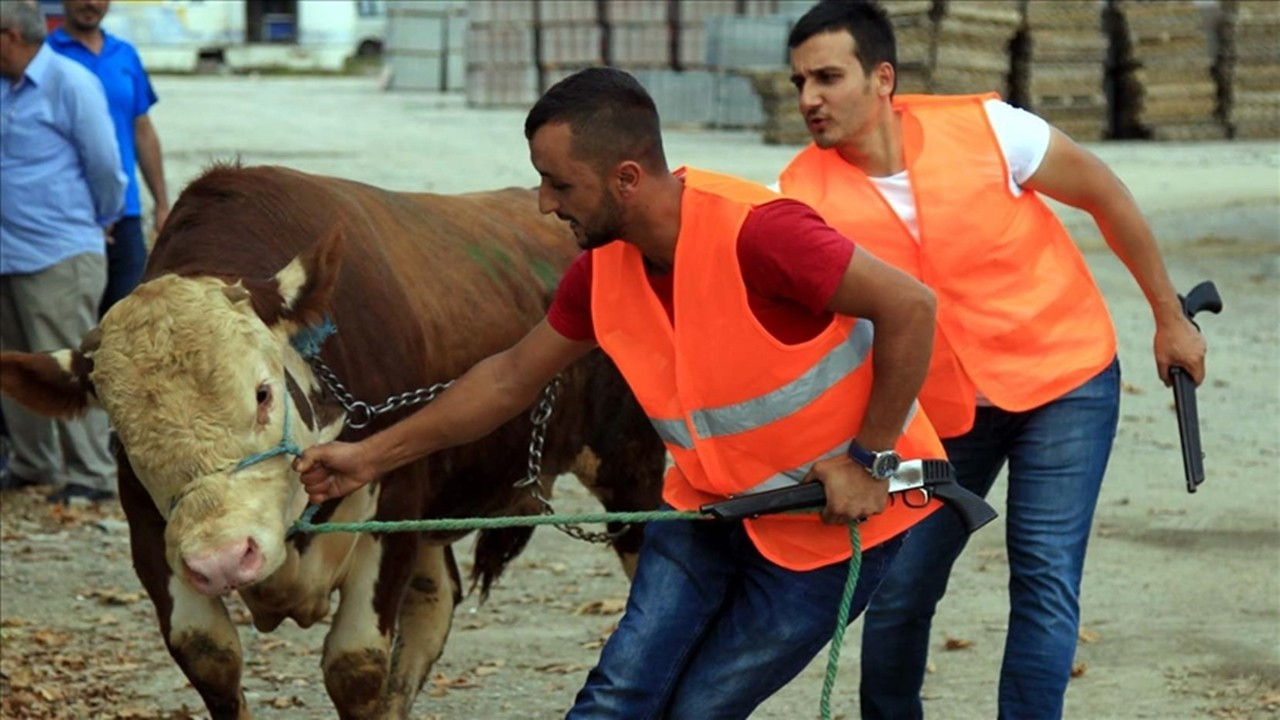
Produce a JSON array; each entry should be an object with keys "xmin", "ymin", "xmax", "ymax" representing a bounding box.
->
[{"xmin": 700, "ymin": 459, "xmax": 997, "ymax": 534}]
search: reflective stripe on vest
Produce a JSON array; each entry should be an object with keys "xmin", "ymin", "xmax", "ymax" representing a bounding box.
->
[
  {"xmin": 649, "ymin": 416, "xmax": 693, "ymax": 450},
  {"xmin": 689, "ymin": 319, "xmax": 873, "ymax": 440},
  {"xmin": 724, "ymin": 400, "xmax": 919, "ymax": 496}
]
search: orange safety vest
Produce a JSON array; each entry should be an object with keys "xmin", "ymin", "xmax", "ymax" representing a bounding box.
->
[
  {"xmin": 591, "ymin": 167, "xmax": 944, "ymax": 571},
  {"xmin": 778, "ymin": 93, "xmax": 1116, "ymax": 438}
]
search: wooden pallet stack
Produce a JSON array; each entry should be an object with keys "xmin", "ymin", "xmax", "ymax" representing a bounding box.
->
[
  {"xmin": 604, "ymin": 0, "xmax": 672, "ymax": 72},
  {"xmin": 675, "ymin": 0, "xmax": 737, "ymax": 70},
  {"xmin": 1110, "ymin": 0, "xmax": 1224, "ymax": 141},
  {"xmin": 537, "ymin": 0, "xmax": 604, "ymax": 90},
  {"xmin": 465, "ymin": 0, "xmax": 539, "ymax": 107},
  {"xmin": 1021, "ymin": 0, "xmax": 1109, "ymax": 140},
  {"xmin": 887, "ymin": 0, "xmax": 936, "ymax": 94},
  {"xmin": 1219, "ymin": 0, "xmax": 1280, "ymax": 139},
  {"xmin": 748, "ymin": 70, "xmax": 806, "ymax": 145},
  {"xmin": 930, "ymin": 0, "xmax": 1021, "ymax": 95}
]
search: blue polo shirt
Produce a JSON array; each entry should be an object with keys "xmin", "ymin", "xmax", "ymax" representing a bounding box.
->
[{"xmin": 47, "ymin": 28, "xmax": 158, "ymax": 218}]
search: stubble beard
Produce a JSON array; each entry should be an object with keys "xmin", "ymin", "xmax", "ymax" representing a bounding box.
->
[{"xmin": 577, "ymin": 194, "xmax": 624, "ymax": 251}]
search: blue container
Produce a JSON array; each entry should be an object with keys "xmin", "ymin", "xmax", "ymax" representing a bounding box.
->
[{"xmin": 262, "ymin": 13, "xmax": 296, "ymax": 43}]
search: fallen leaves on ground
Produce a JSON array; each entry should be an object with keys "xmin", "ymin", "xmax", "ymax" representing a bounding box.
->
[
  {"xmin": 536, "ymin": 662, "xmax": 588, "ymax": 675},
  {"xmin": 574, "ymin": 597, "xmax": 627, "ymax": 616},
  {"xmin": 81, "ymin": 587, "xmax": 145, "ymax": 606},
  {"xmin": 0, "ymin": 625, "xmax": 190, "ymax": 719}
]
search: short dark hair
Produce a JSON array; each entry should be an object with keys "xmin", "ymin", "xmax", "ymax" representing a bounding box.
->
[
  {"xmin": 788, "ymin": 0, "xmax": 897, "ymax": 81},
  {"xmin": 524, "ymin": 67, "xmax": 667, "ymax": 173}
]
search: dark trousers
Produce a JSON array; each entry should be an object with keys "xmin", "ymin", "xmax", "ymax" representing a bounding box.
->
[
  {"xmin": 860, "ymin": 359, "xmax": 1122, "ymax": 720},
  {"xmin": 101, "ymin": 215, "xmax": 147, "ymax": 317}
]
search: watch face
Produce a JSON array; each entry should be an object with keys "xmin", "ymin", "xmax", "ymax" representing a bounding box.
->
[{"xmin": 873, "ymin": 452, "xmax": 902, "ymax": 479}]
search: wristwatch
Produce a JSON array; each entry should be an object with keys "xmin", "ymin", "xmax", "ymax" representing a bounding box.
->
[{"xmin": 847, "ymin": 440, "xmax": 902, "ymax": 481}]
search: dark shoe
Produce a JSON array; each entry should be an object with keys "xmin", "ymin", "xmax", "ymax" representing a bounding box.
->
[
  {"xmin": 47, "ymin": 484, "xmax": 116, "ymax": 505},
  {"xmin": 0, "ymin": 472, "xmax": 42, "ymax": 491},
  {"xmin": 0, "ymin": 436, "xmax": 10, "ymax": 484}
]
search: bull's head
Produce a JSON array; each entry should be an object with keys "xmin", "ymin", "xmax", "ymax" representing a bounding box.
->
[{"xmin": 0, "ymin": 230, "xmax": 345, "ymax": 596}]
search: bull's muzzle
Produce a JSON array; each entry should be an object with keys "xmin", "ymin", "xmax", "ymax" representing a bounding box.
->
[{"xmin": 182, "ymin": 536, "xmax": 266, "ymax": 596}]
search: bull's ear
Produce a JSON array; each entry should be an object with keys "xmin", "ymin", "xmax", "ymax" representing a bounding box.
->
[
  {"xmin": 273, "ymin": 226, "xmax": 343, "ymax": 328},
  {"xmin": 0, "ymin": 349, "xmax": 97, "ymax": 418}
]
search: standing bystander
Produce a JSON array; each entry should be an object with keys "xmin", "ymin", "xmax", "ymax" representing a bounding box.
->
[
  {"xmin": 0, "ymin": 0, "xmax": 126, "ymax": 503},
  {"xmin": 776, "ymin": 2, "xmax": 1208, "ymax": 718},
  {"xmin": 49, "ymin": 0, "xmax": 168, "ymax": 316}
]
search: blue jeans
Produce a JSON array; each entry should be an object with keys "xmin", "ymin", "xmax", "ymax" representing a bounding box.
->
[
  {"xmin": 568, "ymin": 511, "xmax": 905, "ymax": 719},
  {"xmin": 101, "ymin": 215, "xmax": 147, "ymax": 317},
  {"xmin": 861, "ymin": 358, "xmax": 1121, "ymax": 720}
]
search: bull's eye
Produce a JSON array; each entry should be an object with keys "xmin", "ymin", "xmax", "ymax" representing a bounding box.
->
[{"xmin": 256, "ymin": 384, "xmax": 271, "ymax": 406}]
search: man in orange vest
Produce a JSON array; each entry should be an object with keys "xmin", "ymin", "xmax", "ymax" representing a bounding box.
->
[
  {"xmin": 776, "ymin": 2, "xmax": 1208, "ymax": 718},
  {"xmin": 296, "ymin": 67, "xmax": 948, "ymax": 717}
]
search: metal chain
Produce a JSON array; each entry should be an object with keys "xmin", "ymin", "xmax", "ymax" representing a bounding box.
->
[
  {"xmin": 513, "ymin": 378, "xmax": 627, "ymax": 544},
  {"xmin": 307, "ymin": 355, "xmax": 452, "ymax": 429},
  {"xmin": 307, "ymin": 356, "xmax": 624, "ymax": 544},
  {"xmin": 513, "ymin": 376, "xmax": 561, "ymax": 489}
]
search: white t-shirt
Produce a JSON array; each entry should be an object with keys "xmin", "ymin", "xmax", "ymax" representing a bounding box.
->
[
  {"xmin": 769, "ymin": 99, "xmax": 1052, "ymax": 242},
  {"xmin": 774, "ymin": 100, "xmax": 1053, "ymax": 407},
  {"xmin": 868, "ymin": 99, "xmax": 1050, "ymax": 241}
]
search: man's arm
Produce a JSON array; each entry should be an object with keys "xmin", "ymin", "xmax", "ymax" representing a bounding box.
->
[
  {"xmin": 134, "ymin": 114, "xmax": 169, "ymax": 231},
  {"xmin": 67, "ymin": 75, "xmax": 127, "ymax": 226},
  {"xmin": 807, "ymin": 248, "xmax": 937, "ymax": 525},
  {"xmin": 1023, "ymin": 128, "xmax": 1206, "ymax": 385},
  {"xmin": 295, "ymin": 320, "xmax": 597, "ymax": 503},
  {"xmin": 827, "ymin": 249, "xmax": 936, "ymax": 450}
]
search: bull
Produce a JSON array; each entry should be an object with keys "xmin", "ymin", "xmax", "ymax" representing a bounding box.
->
[{"xmin": 0, "ymin": 165, "xmax": 666, "ymax": 719}]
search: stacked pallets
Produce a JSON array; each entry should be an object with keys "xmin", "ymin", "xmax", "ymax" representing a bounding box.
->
[
  {"xmin": 1219, "ymin": 0, "xmax": 1280, "ymax": 139},
  {"xmin": 1019, "ymin": 0, "xmax": 1109, "ymax": 140},
  {"xmin": 675, "ymin": 0, "xmax": 737, "ymax": 70},
  {"xmin": 1110, "ymin": 0, "xmax": 1225, "ymax": 140},
  {"xmin": 537, "ymin": 0, "xmax": 604, "ymax": 90},
  {"xmin": 706, "ymin": 14, "xmax": 792, "ymax": 128},
  {"xmin": 465, "ymin": 0, "xmax": 539, "ymax": 107},
  {"xmin": 930, "ymin": 0, "xmax": 1022, "ymax": 96},
  {"xmin": 385, "ymin": 1, "xmax": 468, "ymax": 93},
  {"xmin": 748, "ymin": 70, "xmax": 806, "ymax": 145},
  {"xmin": 604, "ymin": 0, "xmax": 671, "ymax": 71},
  {"xmin": 886, "ymin": 0, "xmax": 936, "ymax": 94}
]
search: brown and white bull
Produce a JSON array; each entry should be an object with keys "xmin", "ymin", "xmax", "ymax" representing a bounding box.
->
[{"xmin": 0, "ymin": 165, "xmax": 665, "ymax": 719}]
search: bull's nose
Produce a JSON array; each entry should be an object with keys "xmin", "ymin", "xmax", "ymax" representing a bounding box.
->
[{"xmin": 182, "ymin": 538, "xmax": 265, "ymax": 595}]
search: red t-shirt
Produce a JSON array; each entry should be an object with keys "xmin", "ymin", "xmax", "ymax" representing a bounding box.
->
[{"xmin": 547, "ymin": 199, "xmax": 855, "ymax": 345}]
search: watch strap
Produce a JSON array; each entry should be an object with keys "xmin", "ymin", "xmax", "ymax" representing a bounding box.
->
[{"xmin": 846, "ymin": 439, "xmax": 876, "ymax": 470}]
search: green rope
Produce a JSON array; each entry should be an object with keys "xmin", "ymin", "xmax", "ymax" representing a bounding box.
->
[
  {"xmin": 820, "ymin": 523, "xmax": 862, "ymax": 720},
  {"xmin": 291, "ymin": 509, "xmax": 859, "ymax": 720},
  {"xmin": 291, "ymin": 509, "xmax": 704, "ymax": 535}
]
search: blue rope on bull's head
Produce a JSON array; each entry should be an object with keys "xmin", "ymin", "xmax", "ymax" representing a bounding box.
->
[
  {"xmin": 290, "ymin": 316, "xmax": 336, "ymax": 360},
  {"xmin": 234, "ymin": 315, "xmax": 337, "ymax": 471},
  {"xmin": 234, "ymin": 395, "xmax": 302, "ymax": 472}
]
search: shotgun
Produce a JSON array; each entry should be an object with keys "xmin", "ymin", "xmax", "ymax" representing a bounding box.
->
[
  {"xmin": 1171, "ymin": 281, "xmax": 1222, "ymax": 493},
  {"xmin": 700, "ymin": 459, "xmax": 997, "ymax": 534}
]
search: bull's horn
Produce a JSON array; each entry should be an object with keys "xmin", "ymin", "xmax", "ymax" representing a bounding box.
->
[
  {"xmin": 79, "ymin": 327, "xmax": 103, "ymax": 355},
  {"xmin": 222, "ymin": 283, "xmax": 252, "ymax": 305}
]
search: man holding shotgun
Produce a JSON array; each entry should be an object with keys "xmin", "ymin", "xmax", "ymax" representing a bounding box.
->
[
  {"xmin": 775, "ymin": 2, "xmax": 1209, "ymax": 717},
  {"xmin": 296, "ymin": 67, "xmax": 965, "ymax": 718}
]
